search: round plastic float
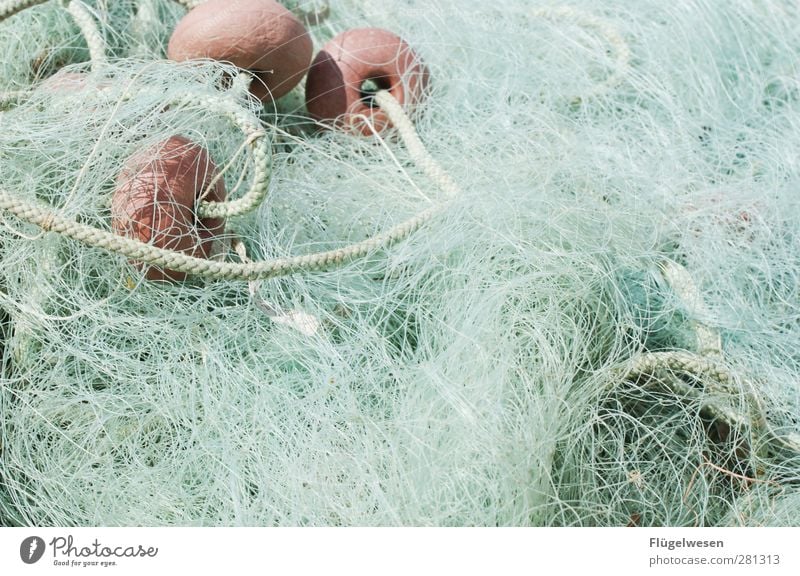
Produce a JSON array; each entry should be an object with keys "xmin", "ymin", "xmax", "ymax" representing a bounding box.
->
[
  {"xmin": 111, "ymin": 136, "xmax": 227, "ymax": 281},
  {"xmin": 305, "ymin": 27, "xmax": 429, "ymax": 134}
]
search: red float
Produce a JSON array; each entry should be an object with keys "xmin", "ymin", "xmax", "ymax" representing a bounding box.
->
[
  {"xmin": 305, "ymin": 28, "xmax": 429, "ymax": 134},
  {"xmin": 112, "ymin": 136, "xmax": 226, "ymax": 281},
  {"xmin": 167, "ymin": 0, "xmax": 312, "ymax": 101}
]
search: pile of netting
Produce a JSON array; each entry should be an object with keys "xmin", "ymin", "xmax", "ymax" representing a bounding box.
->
[{"xmin": 1, "ymin": 0, "xmax": 799, "ymax": 526}]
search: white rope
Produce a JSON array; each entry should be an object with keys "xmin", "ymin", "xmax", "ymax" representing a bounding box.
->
[
  {"xmin": 1, "ymin": 0, "xmax": 108, "ymax": 72},
  {"xmin": 111, "ymin": 90, "xmax": 272, "ymax": 220},
  {"xmin": 618, "ymin": 261, "xmax": 729, "ymax": 388},
  {"xmin": 0, "ymin": 0, "xmax": 46, "ymax": 20},
  {"xmin": 659, "ymin": 260, "xmax": 723, "ymax": 356},
  {"xmin": 614, "ymin": 260, "xmax": 744, "ymax": 426},
  {"xmin": 624, "ymin": 349, "xmax": 733, "ymax": 385},
  {"xmin": 615, "ymin": 346, "xmax": 800, "ymax": 455},
  {"xmin": 374, "ymin": 90, "xmax": 460, "ymax": 199},
  {"xmin": 0, "ymin": 187, "xmax": 441, "ymax": 281},
  {"xmin": 33, "ymin": 87, "xmax": 272, "ymax": 220},
  {"xmin": 0, "ymin": 91, "xmax": 458, "ymax": 281},
  {"xmin": 612, "ymin": 260, "xmax": 800, "ymax": 457},
  {"xmin": 173, "ymin": 94, "xmax": 273, "ymax": 219},
  {"xmin": 65, "ymin": 0, "xmax": 105, "ymax": 70},
  {"xmin": 613, "ymin": 353, "xmax": 749, "ymax": 426}
]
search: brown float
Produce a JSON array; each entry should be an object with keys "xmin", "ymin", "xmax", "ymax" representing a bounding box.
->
[
  {"xmin": 167, "ymin": 0, "xmax": 313, "ymax": 101},
  {"xmin": 112, "ymin": 136, "xmax": 226, "ymax": 281}
]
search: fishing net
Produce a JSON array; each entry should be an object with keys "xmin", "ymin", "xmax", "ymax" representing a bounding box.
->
[{"xmin": 0, "ymin": 0, "xmax": 799, "ymax": 526}]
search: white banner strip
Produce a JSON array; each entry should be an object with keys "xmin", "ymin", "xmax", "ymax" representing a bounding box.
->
[{"xmin": 1, "ymin": 527, "xmax": 798, "ymax": 575}]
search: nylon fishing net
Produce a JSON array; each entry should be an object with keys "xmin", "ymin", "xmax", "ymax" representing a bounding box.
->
[{"xmin": 0, "ymin": 0, "xmax": 799, "ymax": 526}]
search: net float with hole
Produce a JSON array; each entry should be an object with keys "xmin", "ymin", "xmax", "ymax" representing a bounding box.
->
[
  {"xmin": 305, "ymin": 27, "xmax": 429, "ymax": 135},
  {"xmin": 167, "ymin": 0, "xmax": 313, "ymax": 101},
  {"xmin": 111, "ymin": 136, "xmax": 226, "ymax": 282}
]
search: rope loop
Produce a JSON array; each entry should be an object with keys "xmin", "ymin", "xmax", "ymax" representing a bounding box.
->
[{"xmin": 0, "ymin": 91, "xmax": 458, "ymax": 281}]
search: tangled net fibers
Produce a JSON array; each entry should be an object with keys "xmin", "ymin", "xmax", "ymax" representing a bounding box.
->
[{"xmin": 1, "ymin": 0, "xmax": 800, "ymax": 526}]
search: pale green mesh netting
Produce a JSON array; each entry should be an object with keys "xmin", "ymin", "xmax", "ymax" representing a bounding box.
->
[{"xmin": 0, "ymin": 0, "xmax": 799, "ymax": 526}]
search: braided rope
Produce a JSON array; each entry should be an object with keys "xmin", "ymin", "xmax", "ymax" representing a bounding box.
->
[
  {"xmin": 28, "ymin": 86, "xmax": 272, "ymax": 220},
  {"xmin": 0, "ymin": 0, "xmax": 45, "ymax": 20},
  {"xmin": 374, "ymin": 90, "xmax": 460, "ymax": 199},
  {"xmin": 531, "ymin": 6, "xmax": 631, "ymax": 98},
  {"xmin": 613, "ymin": 347, "xmax": 747, "ymax": 426},
  {"xmin": 0, "ymin": 187, "xmax": 443, "ymax": 281},
  {"xmin": 177, "ymin": 93, "xmax": 272, "ymax": 220},
  {"xmin": 65, "ymin": 0, "xmax": 105, "ymax": 70},
  {"xmin": 618, "ymin": 261, "xmax": 730, "ymax": 388},
  {"xmin": 615, "ymin": 261, "xmax": 745, "ymax": 424},
  {"xmin": 624, "ymin": 350, "xmax": 733, "ymax": 385},
  {"xmin": 616, "ymin": 346, "xmax": 800, "ymax": 454},
  {"xmin": 614, "ymin": 260, "xmax": 800, "ymax": 456},
  {"xmin": 614, "ymin": 354, "xmax": 750, "ymax": 428},
  {"xmin": 0, "ymin": 91, "xmax": 457, "ymax": 281}
]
